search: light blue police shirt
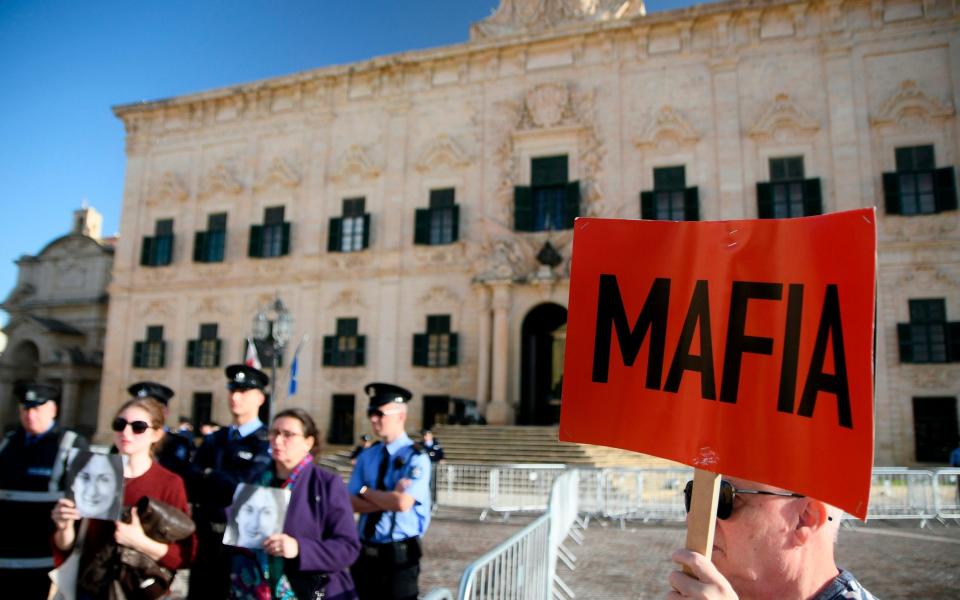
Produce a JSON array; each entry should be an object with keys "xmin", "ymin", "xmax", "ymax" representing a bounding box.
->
[{"xmin": 348, "ymin": 431, "xmax": 431, "ymax": 543}]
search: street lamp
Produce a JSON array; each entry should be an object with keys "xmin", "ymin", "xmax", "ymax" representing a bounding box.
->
[{"xmin": 251, "ymin": 295, "xmax": 292, "ymax": 424}]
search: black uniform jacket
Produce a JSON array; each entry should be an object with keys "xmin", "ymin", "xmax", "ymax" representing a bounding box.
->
[
  {"xmin": 186, "ymin": 425, "xmax": 271, "ymax": 524},
  {"xmin": 0, "ymin": 426, "xmax": 88, "ymax": 568}
]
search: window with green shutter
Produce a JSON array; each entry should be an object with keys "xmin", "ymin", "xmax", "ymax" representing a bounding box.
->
[
  {"xmin": 884, "ymin": 145, "xmax": 957, "ymax": 216},
  {"xmin": 194, "ymin": 213, "xmax": 227, "ymax": 263},
  {"xmin": 413, "ymin": 315, "xmax": 457, "ymax": 367},
  {"xmin": 330, "ymin": 198, "xmax": 370, "ymax": 252},
  {"xmin": 756, "ymin": 157, "xmax": 822, "ymax": 219},
  {"xmin": 323, "ymin": 318, "xmax": 365, "ymax": 366},
  {"xmin": 187, "ymin": 323, "xmax": 221, "ymax": 368},
  {"xmin": 515, "ymin": 156, "xmax": 578, "ymax": 232},
  {"xmin": 415, "ymin": 188, "xmax": 460, "ymax": 245},
  {"xmin": 141, "ymin": 219, "xmax": 175, "ymax": 266},
  {"xmin": 897, "ymin": 299, "xmax": 960, "ymax": 363},
  {"xmin": 641, "ymin": 166, "xmax": 699, "ymax": 221},
  {"xmin": 133, "ymin": 325, "xmax": 166, "ymax": 369}
]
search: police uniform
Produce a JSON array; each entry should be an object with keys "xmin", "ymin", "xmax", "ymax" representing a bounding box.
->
[
  {"xmin": 0, "ymin": 383, "xmax": 87, "ymax": 600},
  {"xmin": 422, "ymin": 429, "xmax": 445, "ymax": 509},
  {"xmin": 348, "ymin": 383, "xmax": 431, "ymax": 600},
  {"xmin": 127, "ymin": 381, "xmax": 194, "ymax": 477},
  {"xmin": 186, "ymin": 364, "xmax": 271, "ymax": 600}
]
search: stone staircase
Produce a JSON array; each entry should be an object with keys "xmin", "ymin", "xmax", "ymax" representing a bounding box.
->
[{"xmin": 317, "ymin": 424, "xmax": 677, "ymax": 477}]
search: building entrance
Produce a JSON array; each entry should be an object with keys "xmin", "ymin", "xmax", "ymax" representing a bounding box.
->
[{"xmin": 519, "ymin": 303, "xmax": 567, "ymax": 425}]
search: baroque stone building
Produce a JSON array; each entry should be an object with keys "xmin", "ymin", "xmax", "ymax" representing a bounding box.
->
[
  {"xmin": 105, "ymin": 0, "xmax": 958, "ymax": 464},
  {"xmin": 0, "ymin": 207, "xmax": 115, "ymax": 436}
]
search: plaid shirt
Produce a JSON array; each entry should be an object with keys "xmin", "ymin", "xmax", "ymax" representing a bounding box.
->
[{"xmin": 814, "ymin": 569, "xmax": 878, "ymax": 600}]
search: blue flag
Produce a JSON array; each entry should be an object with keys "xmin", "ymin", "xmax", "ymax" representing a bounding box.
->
[{"xmin": 288, "ymin": 352, "xmax": 299, "ymax": 396}]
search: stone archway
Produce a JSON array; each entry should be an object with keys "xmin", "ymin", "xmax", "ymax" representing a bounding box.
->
[{"xmin": 519, "ymin": 303, "xmax": 567, "ymax": 425}]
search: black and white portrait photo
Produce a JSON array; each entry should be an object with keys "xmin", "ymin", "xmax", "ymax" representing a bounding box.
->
[
  {"xmin": 222, "ymin": 484, "xmax": 291, "ymax": 550},
  {"xmin": 64, "ymin": 450, "xmax": 124, "ymax": 521}
]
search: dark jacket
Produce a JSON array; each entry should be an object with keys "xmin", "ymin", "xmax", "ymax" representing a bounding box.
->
[
  {"xmin": 278, "ymin": 463, "xmax": 360, "ymax": 600},
  {"xmin": 187, "ymin": 425, "xmax": 271, "ymax": 523}
]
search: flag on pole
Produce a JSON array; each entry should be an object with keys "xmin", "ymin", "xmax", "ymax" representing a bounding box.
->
[
  {"xmin": 284, "ymin": 335, "xmax": 307, "ymax": 400},
  {"xmin": 245, "ymin": 338, "xmax": 262, "ymax": 369}
]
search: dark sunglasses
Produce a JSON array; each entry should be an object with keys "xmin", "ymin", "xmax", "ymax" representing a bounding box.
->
[
  {"xmin": 683, "ymin": 480, "xmax": 805, "ymax": 520},
  {"xmin": 112, "ymin": 417, "xmax": 152, "ymax": 434}
]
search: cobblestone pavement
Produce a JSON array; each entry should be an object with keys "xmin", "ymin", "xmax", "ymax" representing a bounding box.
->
[
  {"xmin": 420, "ymin": 511, "xmax": 960, "ymax": 599},
  {"xmin": 168, "ymin": 512, "xmax": 960, "ymax": 598}
]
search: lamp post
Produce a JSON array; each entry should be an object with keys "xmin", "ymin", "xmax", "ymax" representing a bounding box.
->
[{"xmin": 251, "ymin": 295, "xmax": 292, "ymax": 425}]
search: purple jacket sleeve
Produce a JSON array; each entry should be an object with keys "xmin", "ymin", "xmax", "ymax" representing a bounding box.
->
[{"xmin": 287, "ymin": 466, "xmax": 361, "ymax": 574}]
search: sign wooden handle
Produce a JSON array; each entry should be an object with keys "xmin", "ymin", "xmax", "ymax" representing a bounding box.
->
[{"xmin": 683, "ymin": 468, "xmax": 721, "ymax": 577}]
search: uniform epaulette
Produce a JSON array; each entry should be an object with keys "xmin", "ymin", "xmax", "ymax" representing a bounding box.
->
[{"xmin": 410, "ymin": 442, "xmax": 426, "ymax": 454}]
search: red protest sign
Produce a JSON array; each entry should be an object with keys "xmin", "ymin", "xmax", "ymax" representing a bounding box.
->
[{"xmin": 559, "ymin": 209, "xmax": 876, "ymax": 519}]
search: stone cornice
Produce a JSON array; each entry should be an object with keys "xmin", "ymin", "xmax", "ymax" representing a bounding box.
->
[{"xmin": 112, "ymin": 0, "xmax": 953, "ymax": 129}]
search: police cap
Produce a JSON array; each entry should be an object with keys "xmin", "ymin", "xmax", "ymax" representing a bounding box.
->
[
  {"xmin": 225, "ymin": 364, "xmax": 269, "ymax": 391},
  {"xmin": 364, "ymin": 382, "xmax": 412, "ymax": 409},
  {"xmin": 127, "ymin": 381, "xmax": 175, "ymax": 405},
  {"xmin": 15, "ymin": 383, "xmax": 59, "ymax": 409}
]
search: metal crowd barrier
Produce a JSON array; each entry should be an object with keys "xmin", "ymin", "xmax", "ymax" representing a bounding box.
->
[
  {"xmin": 458, "ymin": 469, "xmax": 582, "ymax": 600},
  {"xmin": 867, "ymin": 468, "xmax": 937, "ymax": 520},
  {"xmin": 933, "ymin": 468, "xmax": 960, "ymax": 520}
]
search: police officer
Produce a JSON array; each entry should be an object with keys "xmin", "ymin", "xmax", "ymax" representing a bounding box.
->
[
  {"xmin": 0, "ymin": 382, "xmax": 87, "ymax": 599},
  {"xmin": 187, "ymin": 364, "xmax": 272, "ymax": 600},
  {"xmin": 349, "ymin": 383, "xmax": 431, "ymax": 600},
  {"xmin": 127, "ymin": 381, "xmax": 193, "ymax": 477},
  {"xmin": 421, "ymin": 428, "xmax": 444, "ymax": 510}
]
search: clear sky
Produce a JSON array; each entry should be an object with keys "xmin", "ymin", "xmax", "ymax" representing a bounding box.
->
[{"xmin": 0, "ymin": 0, "xmax": 701, "ymax": 327}]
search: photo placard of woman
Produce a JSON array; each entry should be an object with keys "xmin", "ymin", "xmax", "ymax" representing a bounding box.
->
[
  {"xmin": 224, "ymin": 484, "xmax": 290, "ymax": 550},
  {"xmin": 229, "ymin": 408, "xmax": 360, "ymax": 600},
  {"xmin": 64, "ymin": 451, "xmax": 123, "ymax": 521},
  {"xmin": 50, "ymin": 397, "xmax": 196, "ymax": 598}
]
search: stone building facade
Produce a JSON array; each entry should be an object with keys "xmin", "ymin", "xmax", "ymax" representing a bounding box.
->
[
  {"xmin": 105, "ymin": 0, "xmax": 958, "ymax": 464},
  {"xmin": 0, "ymin": 207, "xmax": 114, "ymax": 436}
]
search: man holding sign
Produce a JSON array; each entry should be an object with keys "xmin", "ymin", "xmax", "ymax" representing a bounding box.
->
[
  {"xmin": 559, "ymin": 210, "xmax": 878, "ymax": 598},
  {"xmin": 667, "ymin": 476, "xmax": 875, "ymax": 599}
]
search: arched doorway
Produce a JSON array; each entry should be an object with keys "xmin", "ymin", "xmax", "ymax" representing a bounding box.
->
[{"xmin": 519, "ymin": 303, "xmax": 567, "ymax": 425}]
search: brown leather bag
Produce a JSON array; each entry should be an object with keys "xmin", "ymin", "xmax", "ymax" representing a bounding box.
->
[
  {"xmin": 115, "ymin": 496, "xmax": 195, "ymax": 600},
  {"xmin": 132, "ymin": 496, "xmax": 195, "ymax": 543}
]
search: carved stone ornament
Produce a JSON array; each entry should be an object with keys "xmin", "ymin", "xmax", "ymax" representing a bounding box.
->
[
  {"xmin": 522, "ymin": 83, "xmax": 573, "ymax": 129},
  {"xmin": 329, "ymin": 145, "xmax": 380, "ymax": 183},
  {"xmin": 747, "ymin": 94, "xmax": 820, "ymax": 140},
  {"xmin": 148, "ymin": 171, "xmax": 189, "ymax": 205},
  {"xmin": 870, "ymin": 80, "xmax": 955, "ymax": 129},
  {"xmin": 256, "ymin": 156, "xmax": 302, "ymax": 190},
  {"xmin": 138, "ymin": 299, "xmax": 173, "ymax": 319},
  {"xmin": 471, "ymin": 0, "xmax": 645, "ymax": 39},
  {"xmin": 192, "ymin": 297, "xmax": 229, "ymax": 316},
  {"xmin": 472, "ymin": 223, "xmax": 537, "ymax": 281},
  {"xmin": 635, "ymin": 106, "xmax": 700, "ymax": 147},
  {"xmin": 199, "ymin": 163, "xmax": 244, "ymax": 199},
  {"xmin": 327, "ymin": 289, "xmax": 366, "ymax": 311},
  {"xmin": 412, "ymin": 367, "xmax": 461, "ymax": 386},
  {"xmin": 418, "ymin": 286, "xmax": 462, "ymax": 308},
  {"xmin": 414, "ymin": 135, "xmax": 471, "ymax": 172}
]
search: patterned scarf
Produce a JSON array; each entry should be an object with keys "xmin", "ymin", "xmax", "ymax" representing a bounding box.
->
[{"xmin": 229, "ymin": 455, "xmax": 314, "ymax": 600}]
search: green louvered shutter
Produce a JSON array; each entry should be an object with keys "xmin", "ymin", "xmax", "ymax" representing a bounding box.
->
[
  {"xmin": 640, "ymin": 191, "xmax": 655, "ymax": 220},
  {"xmin": 140, "ymin": 237, "xmax": 154, "ymax": 266},
  {"xmin": 414, "ymin": 208, "xmax": 431, "ymax": 245},
  {"xmin": 322, "ymin": 336, "xmax": 335, "ymax": 366},
  {"xmin": 361, "ymin": 214, "xmax": 371, "ymax": 249},
  {"xmin": 280, "ymin": 222, "xmax": 291, "ymax": 256},
  {"xmin": 882, "ymin": 173, "xmax": 901, "ymax": 215},
  {"xmin": 133, "ymin": 342, "xmax": 144, "ymax": 368},
  {"xmin": 756, "ymin": 183, "xmax": 773, "ymax": 219},
  {"xmin": 213, "ymin": 339, "xmax": 222, "ymax": 367},
  {"xmin": 412, "ymin": 333, "xmax": 428, "ymax": 367},
  {"xmin": 514, "ymin": 186, "xmax": 533, "ymax": 231},
  {"xmin": 248, "ymin": 225, "xmax": 263, "ymax": 258},
  {"xmin": 450, "ymin": 204, "xmax": 460, "ymax": 242},
  {"xmin": 935, "ymin": 167, "xmax": 957, "ymax": 212},
  {"xmin": 193, "ymin": 231, "xmax": 206, "ymax": 262},
  {"xmin": 803, "ymin": 178, "xmax": 823, "ymax": 216},
  {"xmin": 897, "ymin": 323, "xmax": 913, "ymax": 363},
  {"xmin": 448, "ymin": 333, "xmax": 459, "ymax": 366},
  {"xmin": 683, "ymin": 187, "xmax": 700, "ymax": 221},
  {"xmin": 564, "ymin": 181, "xmax": 580, "ymax": 229},
  {"xmin": 948, "ymin": 322, "xmax": 960, "ymax": 362},
  {"xmin": 356, "ymin": 335, "xmax": 366, "ymax": 366},
  {"xmin": 327, "ymin": 218, "xmax": 342, "ymax": 252}
]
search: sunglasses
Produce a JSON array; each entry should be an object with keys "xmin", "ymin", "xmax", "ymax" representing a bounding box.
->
[
  {"xmin": 683, "ymin": 480, "xmax": 805, "ymax": 520},
  {"xmin": 367, "ymin": 407, "xmax": 403, "ymax": 419},
  {"xmin": 112, "ymin": 417, "xmax": 153, "ymax": 435}
]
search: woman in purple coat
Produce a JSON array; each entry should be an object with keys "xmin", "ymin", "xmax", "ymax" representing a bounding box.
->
[{"xmin": 229, "ymin": 408, "xmax": 360, "ymax": 599}]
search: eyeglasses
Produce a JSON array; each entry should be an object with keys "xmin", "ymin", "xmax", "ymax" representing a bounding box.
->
[
  {"xmin": 367, "ymin": 407, "xmax": 403, "ymax": 419},
  {"xmin": 269, "ymin": 429, "xmax": 303, "ymax": 441},
  {"xmin": 112, "ymin": 417, "xmax": 152, "ymax": 435},
  {"xmin": 683, "ymin": 480, "xmax": 805, "ymax": 520}
]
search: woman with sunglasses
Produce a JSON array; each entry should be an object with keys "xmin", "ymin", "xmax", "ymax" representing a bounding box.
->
[
  {"xmin": 229, "ymin": 408, "xmax": 360, "ymax": 600},
  {"xmin": 50, "ymin": 396, "xmax": 196, "ymax": 598}
]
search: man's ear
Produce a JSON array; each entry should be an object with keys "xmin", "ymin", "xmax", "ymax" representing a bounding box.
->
[{"xmin": 795, "ymin": 498, "xmax": 830, "ymax": 544}]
